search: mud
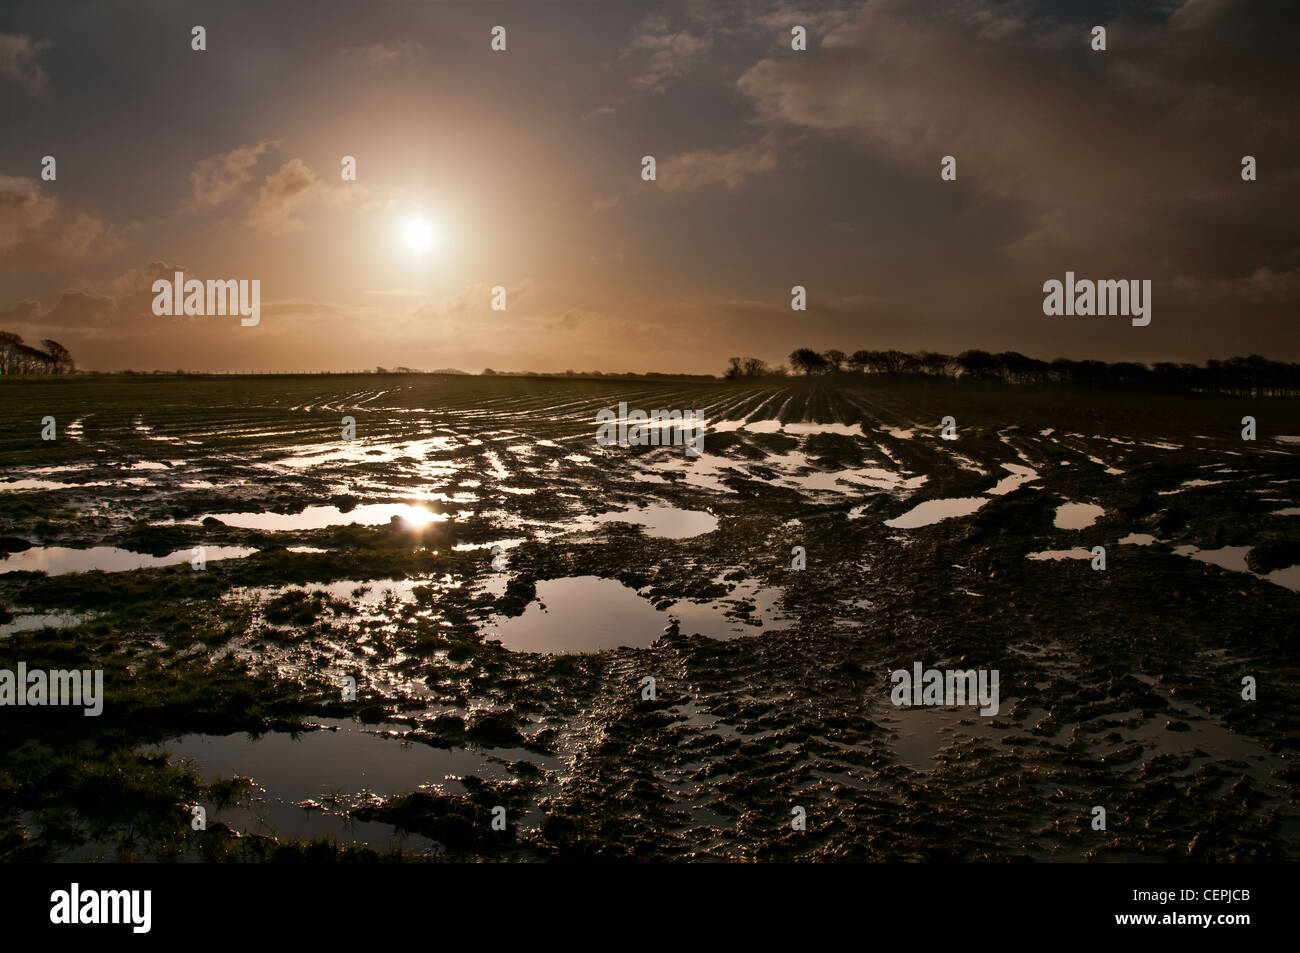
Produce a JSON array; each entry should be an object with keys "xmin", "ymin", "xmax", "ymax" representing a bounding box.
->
[{"xmin": 0, "ymin": 374, "xmax": 1296, "ymax": 861}]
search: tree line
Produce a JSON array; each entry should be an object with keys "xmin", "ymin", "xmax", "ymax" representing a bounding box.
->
[
  {"xmin": 0, "ymin": 333, "xmax": 74, "ymax": 375},
  {"xmin": 723, "ymin": 349, "xmax": 1300, "ymax": 397}
]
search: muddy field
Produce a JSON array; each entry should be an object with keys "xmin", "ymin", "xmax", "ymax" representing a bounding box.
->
[{"xmin": 0, "ymin": 373, "xmax": 1296, "ymax": 861}]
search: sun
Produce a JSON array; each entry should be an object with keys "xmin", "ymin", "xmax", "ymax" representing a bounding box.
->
[{"xmin": 401, "ymin": 217, "xmax": 436, "ymax": 254}]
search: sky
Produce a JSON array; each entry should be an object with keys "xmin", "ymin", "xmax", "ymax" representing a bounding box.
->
[{"xmin": 1, "ymin": 0, "xmax": 1297, "ymax": 374}]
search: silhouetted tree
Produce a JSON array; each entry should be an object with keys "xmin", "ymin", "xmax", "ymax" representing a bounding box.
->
[
  {"xmin": 790, "ymin": 348, "xmax": 829, "ymax": 375},
  {"xmin": 917, "ymin": 351, "xmax": 954, "ymax": 376},
  {"xmin": 723, "ymin": 348, "xmax": 1300, "ymax": 396},
  {"xmin": 41, "ymin": 339, "xmax": 73, "ymax": 374},
  {"xmin": 956, "ymin": 349, "xmax": 1000, "ymax": 380}
]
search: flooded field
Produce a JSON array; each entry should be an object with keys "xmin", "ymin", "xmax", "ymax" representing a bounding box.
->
[{"xmin": 0, "ymin": 373, "xmax": 1297, "ymax": 860}]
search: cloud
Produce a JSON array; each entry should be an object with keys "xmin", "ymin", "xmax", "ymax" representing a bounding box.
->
[
  {"xmin": 0, "ymin": 33, "xmax": 49, "ymax": 96},
  {"xmin": 733, "ymin": 0, "xmax": 1300, "ymax": 274},
  {"xmin": 186, "ymin": 141, "xmax": 273, "ymax": 211},
  {"xmin": 3, "ymin": 261, "xmax": 383, "ymax": 335},
  {"xmin": 246, "ymin": 158, "xmax": 319, "ymax": 234},
  {"xmin": 0, "ymin": 176, "xmax": 57, "ymax": 250},
  {"xmin": 552, "ymin": 309, "xmax": 603, "ymax": 331},
  {"xmin": 0, "ymin": 262, "xmax": 397, "ymax": 371},
  {"xmin": 1172, "ymin": 266, "xmax": 1300, "ymax": 305},
  {"xmin": 3, "ymin": 261, "xmax": 179, "ymax": 330},
  {"xmin": 626, "ymin": 14, "xmax": 713, "ymax": 92},
  {"xmin": 751, "ymin": 2, "xmax": 863, "ymax": 39},
  {"xmin": 46, "ymin": 213, "xmax": 112, "ymax": 258},
  {"xmin": 660, "ymin": 137, "xmax": 780, "ymax": 191},
  {"xmin": 242, "ymin": 157, "xmax": 366, "ymax": 233},
  {"xmin": 417, "ymin": 279, "xmax": 539, "ymax": 317},
  {"xmin": 338, "ymin": 42, "xmax": 425, "ymax": 67},
  {"xmin": 0, "ymin": 299, "xmax": 41, "ymax": 325},
  {"xmin": 0, "ymin": 176, "xmax": 121, "ymax": 261}
]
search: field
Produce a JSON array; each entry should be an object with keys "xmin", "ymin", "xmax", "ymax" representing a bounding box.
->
[{"xmin": 0, "ymin": 373, "xmax": 1297, "ymax": 861}]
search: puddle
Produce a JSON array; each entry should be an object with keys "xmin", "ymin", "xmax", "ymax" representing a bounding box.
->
[
  {"xmin": 481, "ymin": 575, "xmax": 785, "ymax": 653},
  {"xmin": 885, "ymin": 497, "xmax": 986, "ymax": 529},
  {"xmin": 0, "ymin": 479, "xmax": 114, "ymax": 492},
  {"xmin": 230, "ymin": 578, "xmax": 431, "ymax": 619},
  {"xmin": 142, "ymin": 717, "xmax": 551, "ymax": 849},
  {"xmin": 1, "ymin": 545, "xmax": 257, "ymax": 575},
  {"xmin": 886, "ymin": 705, "xmax": 1009, "ymax": 773},
  {"xmin": 1054, "ymin": 502, "xmax": 1104, "ymax": 530},
  {"xmin": 483, "ymin": 576, "xmax": 668, "ymax": 653},
  {"xmin": 0, "ymin": 612, "xmax": 91, "ymax": 637},
  {"xmin": 569, "ymin": 505, "xmax": 718, "ymax": 539},
  {"xmin": 1027, "ymin": 549, "xmax": 1094, "ymax": 561},
  {"xmin": 662, "ymin": 579, "xmax": 792, "ymax": 640},
  {"xmin": 790, "ymin": 465, "xmax": 924, "ymax": 494},
  {"xmin": 194, "ymin": 503, "xmax": 449, "ymax": 531},
  {"xmin": 645, "ymin": 443, "xmax": 925, "ymax": 499},
  {"xmin": 780, "ymin": 422, "xmax": 862, "ymax": 436},
  {"xmin": 649, "ymin": 455, "xmax": 743, "ymax": 494},
  {"xmin": 1175, "ymin": 544, "xmax": 1251, "ymax": 574},
  {"xmin": 1158, "ymin": 478, "xmax": 1226, "ymax": 496},
  {"xmin": 1171, "ymin": 544, "xmax": 1300, "ymax": 592},
  {"xmin": 988, "ymin": 463, "xmax": 1038, "ymax": 496},
  {"xmin": 267, "ymin": 436, "xmax": 459, "ymax": 470},
  {"xmin": 452, "ymin": 539, "xmax": 527, "ymax": 552},
  {"xmin": 1127, "ymin": 675, "xmax": 1284, "ymax": 785},
  {"xmin": 1266, "ymin": 566, "xmax": 1300, "ymax": 590}
]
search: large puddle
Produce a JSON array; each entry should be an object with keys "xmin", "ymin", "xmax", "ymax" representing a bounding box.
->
[
  {"xmin": 481, "ymin": 575, "xmax": 788, "ymax": 653},
  {"xmin": 0, "ymin": 545, "xmax": 257, "ymax": 575},
  {"xmin": 141, "ymin": 717, "xmax": 553, "ymax": 850}
]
